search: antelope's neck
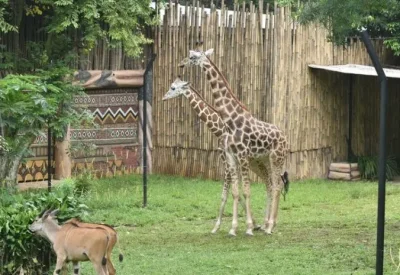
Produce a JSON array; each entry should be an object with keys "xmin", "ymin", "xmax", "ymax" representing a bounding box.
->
[{"xmin": 43, "ymin": 221, "xmax": 62, "ymax": 243}]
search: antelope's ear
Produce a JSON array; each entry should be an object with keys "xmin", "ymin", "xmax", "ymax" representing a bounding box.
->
[
  {"xmin": 49, "ymin": 209, "xmax": 60, "ymax": 217},
  {"xmin": 38, "ymin": 209, "xmax": 47, "ymax": 218},
  {"xmin": 42, "ymin": 209, "xmax": 52, "ymax": 219},
  {"xmin": 204, "ymin": 48, "xmax": 214, "ymax": 56}
]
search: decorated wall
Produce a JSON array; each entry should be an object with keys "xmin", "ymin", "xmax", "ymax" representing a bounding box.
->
[
  {"xmin": 71, "ymin": 88, "xmax": 140, "ymax": 178},
  {"xmin": 17, "ymin": 69, "xmax": 149, "ymax": 182}
]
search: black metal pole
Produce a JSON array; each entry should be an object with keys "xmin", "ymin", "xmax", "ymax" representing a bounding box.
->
[
  {"xmin": 360, "ymin": 30, "xmax": 388, "ymax": 275},
  {"xmin": 142, "ymin": 54, "xmax": 157, "ymax": 208},
  {"xmin": 47, "ymin": 121, "xmax": 52, "ymax": 192}
]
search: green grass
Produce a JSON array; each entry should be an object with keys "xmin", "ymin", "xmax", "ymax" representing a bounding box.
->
[{"xmin": 75, "ymin": 174, "xmax": 400, "ymax": 274}]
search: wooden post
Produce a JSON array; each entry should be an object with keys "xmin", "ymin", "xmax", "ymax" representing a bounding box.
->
[{"xmin": 54, "ymin": 126, "xmax": 72, "ymax": 180}]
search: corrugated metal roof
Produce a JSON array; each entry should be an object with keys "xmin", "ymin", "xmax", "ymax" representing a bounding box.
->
[{"xmin": 308, "ymin": 64, "xmax": 400, "ymax": 79}]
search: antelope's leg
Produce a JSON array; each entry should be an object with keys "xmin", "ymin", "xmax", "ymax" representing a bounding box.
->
[
  {"xmin": 72, "ymin": 261, "xmax": 80, "ymax": 275},
  {"xmin": 53, "ymin": 256, "xmax": 66, "ymax": 275}
]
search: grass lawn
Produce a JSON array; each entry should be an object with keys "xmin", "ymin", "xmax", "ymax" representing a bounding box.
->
[{"xmin": 76, "ymin": 174, "xmax": 400, "ymax": 274}]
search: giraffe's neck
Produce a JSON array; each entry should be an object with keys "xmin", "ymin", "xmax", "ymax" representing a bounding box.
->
[
  {"xmin": 202, "ymin": 63, "xmax": 250, "ymax": 130},
  {"xmin": 183, "ymin": 87, "xmax": 226, "ymax": 138}
]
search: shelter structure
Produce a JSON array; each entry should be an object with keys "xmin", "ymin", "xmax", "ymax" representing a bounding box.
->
[{"xmin": 308, "ymin": 63, "xmax": 400, "ymax": 171}]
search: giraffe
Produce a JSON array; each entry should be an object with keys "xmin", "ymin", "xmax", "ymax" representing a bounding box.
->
[
  {"xmin": 162, "ymin": 77, "xmax": 259, "ymax": 233},
  {"xmin": 179, "ymin": 48, "xmax": 289, "ymax": 236}
]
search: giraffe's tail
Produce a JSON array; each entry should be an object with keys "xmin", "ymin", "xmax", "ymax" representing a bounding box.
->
[{"xmin": 281, "ymin": 171, "xmax": 289, "ymax": 201}]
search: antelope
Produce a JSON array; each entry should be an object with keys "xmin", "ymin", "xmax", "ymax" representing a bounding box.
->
[
  {"xmin": 64, "ymin": 218, "xmax": 123, "ymax": 275},
  {"xmin": 29, "ymin": 209, "xmax": 111, "ymax": 275}
]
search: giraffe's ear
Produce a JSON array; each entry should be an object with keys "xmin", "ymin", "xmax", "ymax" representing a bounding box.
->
[
  {"xmin": 183, "ymin": 81, "xmax": 191, "ymax": 87},
  {"xmin": 204, "ymin": 48, "xmax": 214, "ymax": 57},
  {"xmin": 178, "ymin": 57, "xmax": 190, "ymax": 68}
]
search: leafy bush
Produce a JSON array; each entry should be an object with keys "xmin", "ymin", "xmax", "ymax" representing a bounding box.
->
[
  {"xmin": 56, "ymin": 175, "xmax": 92, "ymax": 196},
  {"xmin": 358, "ymin": 155, "xmax": 399, "ymax": 181},
  {"xmin": 0, "ymin": 183, "xmax": 89, "ymax": 274},
  {"xmin": 74, "ymin": 169, "xmax": 94, "ymax": 194},
  {"xmin": 0, "ymin": 69, "xmax": 94, "ymax": 187},
  {"xmin": 68, "ymin": 141, "xmax": 98, "ymax": 194}
]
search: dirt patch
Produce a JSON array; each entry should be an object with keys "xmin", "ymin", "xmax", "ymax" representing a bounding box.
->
[{"xmin": 17, "ymin": 180, "xmax": 62, "ymax": 192}]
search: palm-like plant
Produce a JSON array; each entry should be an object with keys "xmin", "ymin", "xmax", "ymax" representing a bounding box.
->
[{"xmin": 0, "ymin": 68, "xmax": 93, "ymax": 187}]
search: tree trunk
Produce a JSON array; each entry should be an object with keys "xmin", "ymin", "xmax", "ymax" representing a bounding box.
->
[
  {"xmin": 0, "ymin": 153, "xmax": 23, "ymax": 187},
  {"xmin": 0, "ymin": 137, "xmax": 34, "ymax": 188},
  {"xmin": 54, "ymin": 126, "xmax": 71, "ymax": 180}
]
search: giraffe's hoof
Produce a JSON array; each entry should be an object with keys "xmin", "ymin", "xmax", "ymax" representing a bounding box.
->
[
  {"xmin": 245, "ymin": 229, "xmax": 254, "ymax": 236},
  {"xmin": 253, "ymin": 224, "xmax": 262, "ymax": 231},
  {"xmin": 228, "ymin": 229, "xmax": 237, "ymax": 237},
  {"xmin": 264, "ymin": 229, "xmax": 273, "ymax": 235}
]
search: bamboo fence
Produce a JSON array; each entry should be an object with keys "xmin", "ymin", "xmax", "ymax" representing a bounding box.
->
[{"xmin": 151, "ymin": 2, "xmax": 400, "ymax": 180}]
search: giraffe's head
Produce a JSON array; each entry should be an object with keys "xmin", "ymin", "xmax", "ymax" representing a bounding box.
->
[
  {"xmin": 178, "ymin": 48, "xmax": 214, "ymax": 68},
  {"xmin": 162, "ymin": 77, "xmax": 191, "ymax": 100}
]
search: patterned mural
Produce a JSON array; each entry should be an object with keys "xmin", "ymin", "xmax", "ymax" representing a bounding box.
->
[
  {"xmin": 18, "ymin": 88, "xmax": 142, "ymax": 182},
  {"xmin": 71, "ymin": 89, "xmax": 141, "ymax": 178}
]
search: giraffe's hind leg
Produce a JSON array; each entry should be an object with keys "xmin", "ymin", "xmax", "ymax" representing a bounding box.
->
[
  {"xmin": 249, "ymin": 158, "xmax": 272, "ymax": 232},
  {"xmin": 249, "ymin": 159, "xmax": 271, "ymax": 231},
  {"xmin": 224, "ymin": 151, "xmax": 240, "ymax": 236},
  {"xmin": 238, "ymin": 157, "xmax": 255, "ymax": 236},
  {"xmin": 264, "ymin": 156, "xmax": 285, "ymax": 234}
]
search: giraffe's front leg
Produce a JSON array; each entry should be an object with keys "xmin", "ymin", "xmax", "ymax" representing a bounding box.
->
[
  {"xmin": 225, "ymin": 152, "xmax": 239, "ymax": 236},
  {"xmin": 212, "ymin": 168, "xmax": 231, "ymax": 234},
  {"xmin": 240, "ymin": 158, "xmax": 254, "ymax": 236},
  {"xmin": 229, "ymin": 178, "xmax": 239, "ymax": 237}
]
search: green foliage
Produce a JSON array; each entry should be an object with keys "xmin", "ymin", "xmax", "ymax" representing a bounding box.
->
[
  {"xmin": 0, "ymin": 66, "xmax": 94, "ymax": 186},
  {"xmin": 0, "ymin": 184, "xmax": 89, "ymax": 274},
  {"xmin": 68, "ymin": 140, "xmax": 97, "ymax": 159},
  {"xmin": 0, "ymin": 40, "xmax": 78, "ymax": 76},
  {"xmin": 74, "ymin": 168, "xmax": 94, "ymax": 194},
  {"xmin": 297, "ymin": 0, "xmax": 400, "ymax": 56},
  {"xmin": 358, "ymin": 155, "xmax": 399, "ymax": 180},
  {"xmin": 1, "ymin": 0, "xmax": 155, "ymax": 59},
  {"xmin": 68, "ymin": 141, "xmax": 98, "ymax": 193},
  {"xmin": 0, "ymin": 0, "xmax": 17, "ymax": 33},
  {"xmin": 0, "ymin": 68, "xmax": 91, "ymax": 142},
  {"xmin": 54, "ymin": 177, "xmax": 77, "ymax": 195}
]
